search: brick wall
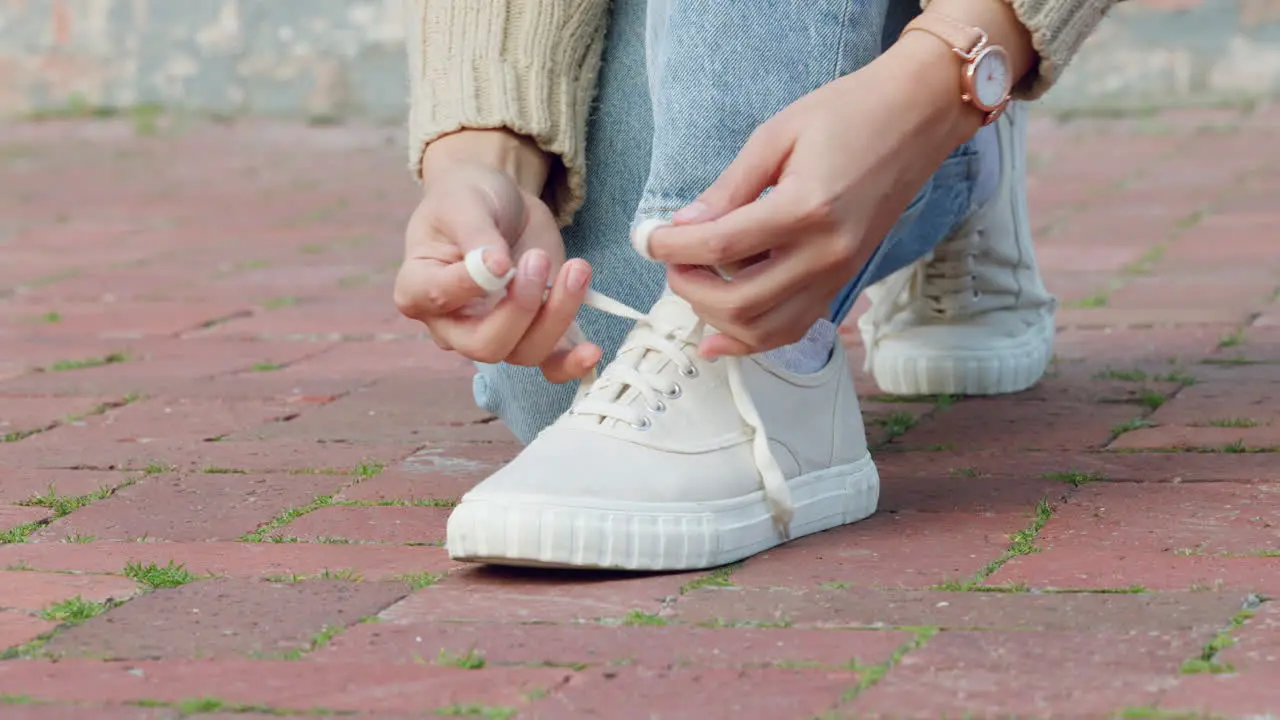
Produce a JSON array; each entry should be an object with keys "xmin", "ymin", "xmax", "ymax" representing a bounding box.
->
[{"xmin": 1, "ymin": 0, "xmax": 1278, "ymax": 120}]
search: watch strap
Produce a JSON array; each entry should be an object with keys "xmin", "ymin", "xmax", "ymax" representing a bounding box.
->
[{"xmin": 900, "ymin": 13, "xmax": 987, "ymax": 60}]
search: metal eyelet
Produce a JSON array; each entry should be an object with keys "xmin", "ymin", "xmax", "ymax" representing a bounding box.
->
[
  {"xmin": 680, "ymin": 364, "xmax": 699, "ymax": 378},
  {"xmin": 972, "ymin": 289, "xmax": 982, "ymax": 299},
  {"xmin": 647, "ymin": 400, "xmax": 667, "ymax": 414},
  {"xmin": 631, "ymin": 416, "xmax": 652, "ymax": 431},
  {"xmin": 663, "ymin": 383, "xmax": 683, "ymax": 400}
]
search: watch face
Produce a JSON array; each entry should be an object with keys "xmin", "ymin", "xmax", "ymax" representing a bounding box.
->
[{"xmin": 971, "ymin": 47, "xmax": 1011, "ymax": 110}]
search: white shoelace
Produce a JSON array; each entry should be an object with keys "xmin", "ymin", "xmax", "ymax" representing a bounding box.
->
[
  {"xmin": 463, "ymin": 237, "xmax": 795, "ymax": 535},
  {"xmin": 863, "ymin": 228, "xmax": 983, "ymax": 370}
]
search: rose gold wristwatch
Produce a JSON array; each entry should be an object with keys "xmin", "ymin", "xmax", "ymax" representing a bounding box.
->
[{"xmin": 901, "ymin": 13, "xmax": 1012, "ymax": 125}]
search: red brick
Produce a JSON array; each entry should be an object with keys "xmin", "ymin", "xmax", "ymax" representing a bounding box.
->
[
  {"xmin": 527, "ymin": 666, "xmax": 856, "ymax": 719},
  {"xmin": 1164, "ymin": 215, "xmax": 1280, "ymax": 270},
  {"xmin": 0, "ymin": 437, "xmax": 418, "ymax": 475},
  {"xmin": 7, "ymin": 301, "xmax": 252, "ymax": 340},
  {"xmin": 383, "ymin": 568, "xmax": 691, "ymax": 624},
  {"xmin": 252, "ymin": 338, "xmax": 473, "ymax": 378},
  {"xmin": 1107, "ymin": 272, "xmax": 1277, "ymax": 312},
  {"xmin": 667, "ymin": 587, "xmax": 1238, "ymax": 635},
  {"xmin": 859, "ymin": 401, "xmax": 937, "ymax": 446},
  {"xmin": 0, "ymin": 659, "xmax": 569, "ymax": 713},
  {"xmin": 1109, "ymin": 424, "xmax": 1280, "ymax": 451},
  {"xmin": 1159, "ymin": 672, "xmax": 1280, "ymax": 718},
  {"xmin": 0, "ymin": 468, "xmax": 135, "ymax": 504},
  {"xmin": 733, "ymin": 473, "xmax": 1064, "ymax": 589},
  {"xmin": 0, "ymin": 571, "xmax": 139, "ymax": 611},
  {"xmin": 1057, "ymin": 307, "xmax": 1254, "ymax": 329},
  {"xmin": 0, "ymin": 397, "xmax": 105, "ymax": 437},
  {"xmin": 0, "ymin": 609, "xmax": 56, "ymax": 651},
  {"xmin": 1213, "ymin": 326, "xmax": 1280, "ymax": 363},
  {"xmin": 336, "ymin": 443, "xmax": 519, "ymax": 504},
  {"xmin": 34, "ymin": 472, "xmax": 356, "ymax": 543},
  {"xmin": 232, "ymin": 375, "xmax": 513, "ymax": 445},
  {"xmin": 1219, "ymin": 598, "xmax": 1280, "ymax": 669},
  {"xmin": 990, "ymin": 483, "xmax": 1280, "ymax": 590},
  {"xmin": 318, "ymin": 621, "xmax": 908, "ymax": 670},
  {"xmin": 893, "ymin": 399, "xmax": 1136, "ymax": 451},
  {"xmin": 188, "ymin": 300, "xmax": 403, "ymax": 341},
  {"xmin": 850, "ymin": 631, "xmax": 1186, "ymax": 716},
  {"xmin": 0, "ymin": 505, "xmax": 50, "ymax": 531},
  {"xmin": 1147, "ymin": 380, "xmax": 1280, "ymax": 426},
  {"xmin": 0, "ymin": 542, "xmax": 458, "ymax": 581},
  {"xmin": 877, "ymin": 448, "xmax": 1280, "ymax": 483},
  {"xmin": 0, "ymin": 340, "xmax": 126, "ymax": 382},
  {"xmin": 1053, "ymin": 325, "xmax": 1227, "ymax": 364},
  {"xmin": 0, "ymin": 339, "xmax": 331, "ymax": 398},
  {"xmin": 43, "ymin": 578, "xmax": 407, "ymax": 660},
  {"xmin": 0, "ymin": 706, "xmax": 170, "ymax": 720},
  {"xmin": 280, "ymin": 506, "xmax": 449, "ymax": 545},
  {"xmin": 19, "ymin": 396, "xmax": 297, "ymax": 446}
]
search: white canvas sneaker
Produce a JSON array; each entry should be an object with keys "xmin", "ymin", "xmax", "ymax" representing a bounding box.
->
[
  {"xmin": 446, "ymin": 289, "xmax": 879, "ymax": 571},
  {"xmin": 857, "ymin": 102, "xmax": 1057, "ymax": 396}
]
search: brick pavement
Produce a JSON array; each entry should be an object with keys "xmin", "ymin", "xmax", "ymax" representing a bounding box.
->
[{"xmin": 0, "ymin": 106, "xmax": 1277, "ymax": 719}]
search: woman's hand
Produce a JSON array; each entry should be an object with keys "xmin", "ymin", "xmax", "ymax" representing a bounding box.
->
[
  {"xmin": 647, "ymin": 4, "xmax": 1033, "ymax": 359},
  {"xmin": 394, "ymin": 131, "xmax": 601, "ymax": 383}
]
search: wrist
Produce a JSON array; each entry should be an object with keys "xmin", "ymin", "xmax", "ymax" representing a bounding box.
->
[
  {"xmin": 875, "ymin": 32, "xmax": 987, "ymax": 148},
  {"xmin": 420, "ymin": 129, "xmax": 551, "ymax": 197},
  {"xmin": 921, "ymin": 0, "xmax": 1036, "ymax": 83}
]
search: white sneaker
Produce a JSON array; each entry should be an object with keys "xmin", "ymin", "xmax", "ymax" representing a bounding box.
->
[
  {"xmin": 446, "ymin": 291, "xmax": 879, "ymax": 571},
  {"xmin": 858, "ymin": 102, "xmax": 1057, "ymax": 396}
]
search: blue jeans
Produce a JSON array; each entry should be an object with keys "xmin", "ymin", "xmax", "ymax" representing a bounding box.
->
[{"xmin": 473, "ymin": 0, "xmax": 980, "ymax": 443}]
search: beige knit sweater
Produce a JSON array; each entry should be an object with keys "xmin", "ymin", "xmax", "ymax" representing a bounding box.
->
[{"xmin": 406, "ymin": 0, "xmax": 1115, "ymax": 224}]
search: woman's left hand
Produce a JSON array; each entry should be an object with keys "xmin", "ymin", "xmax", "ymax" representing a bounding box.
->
[{"xmin": 646, "ymin": 33, "xmax": 982, "ymax": 359}]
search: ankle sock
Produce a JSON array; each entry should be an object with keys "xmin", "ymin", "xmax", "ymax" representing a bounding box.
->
[
  {"xmin": 970, "ymin": 123, "xmax": 1000, "ymax": 209},
  {"xmin": 759, "ymin": 319, "xmax": 837, "ymax": 374}
]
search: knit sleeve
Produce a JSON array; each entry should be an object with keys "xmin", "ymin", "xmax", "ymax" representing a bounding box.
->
[{"xmin": 405, "ymin": 0, "xmax": 611, "ymax": 224}]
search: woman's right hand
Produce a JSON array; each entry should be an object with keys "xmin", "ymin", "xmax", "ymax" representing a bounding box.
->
[{"xmin": 393, "ymin": 131, "xmax": 601, "ymax": 383}]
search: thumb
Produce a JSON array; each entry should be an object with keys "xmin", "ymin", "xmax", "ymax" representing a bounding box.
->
[
  {"xmin": 397, "ymin": 189, "xmax": 515, "ymax": 320},
  {"xmin": 673, "ymin": 121, "xmax": 795, "ymax": 225}
]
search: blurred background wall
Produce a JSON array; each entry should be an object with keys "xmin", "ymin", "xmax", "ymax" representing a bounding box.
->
[{"xmin": 1, "ymin": 0, "xmax": 1278, "ymax": 122}]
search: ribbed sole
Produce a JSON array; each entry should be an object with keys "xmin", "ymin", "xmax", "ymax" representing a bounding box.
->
[
  {"xmin": 871, "ymin": 315, "xmax": 1055, "ymax": 396},
  {"xmin": 445, "ymin": 453, "xmax": 879, "ymax": 571}
]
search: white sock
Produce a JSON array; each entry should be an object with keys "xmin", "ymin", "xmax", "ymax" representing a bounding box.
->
[
  {"xmin": 759, "ymin": 319, "xmax": 837, "ymax": 374},
  {"xmin": 970, "ymin": 123, "xmax": 1000, "ymax": 209}
]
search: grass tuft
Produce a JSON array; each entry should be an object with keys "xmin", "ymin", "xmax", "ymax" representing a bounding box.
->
[
  {"xmin": 39, "ymin": 596, "xmax": 107, "ymax": 624},
  {"xmin": 124, "ymin": 560, "xmax": 195, "ymax": 589}
]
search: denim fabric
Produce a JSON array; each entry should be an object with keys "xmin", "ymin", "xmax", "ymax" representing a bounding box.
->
[{"xmin": 472, "ymin": 0, "xmax": 977, "ymax": 444}]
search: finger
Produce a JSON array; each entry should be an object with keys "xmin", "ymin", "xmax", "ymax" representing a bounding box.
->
[
  {"xmin": 646, "ymin": 188, "xmax": 798, "ymax": 267},
  {"xmin": 394, "ymin": 245, "xmax": 515, "ymax": 320},
  {"xmin": 462, "ymin": 249, "xmax": 551, "ymax": 362},
  {"xmin": 507, "ymin": 259, "xmax": 592, "ymax": 366},
  {"xmin": 540, "ymin": 342, "xmax": 603, "ymax": 384},
  {"xmin": 672, "ymin": 120, "xmax": 795, "ymax": 225},
  {"xmin": 698, "ymin": 333, "xmax": 753, "ymax": 359},
  {"xmin": 668, "ymin": 236, "xmax": 859, "ymax": 325},
  {"xmin": 698, "ymin": 289, "xmax": 825, "ymax": 358}
]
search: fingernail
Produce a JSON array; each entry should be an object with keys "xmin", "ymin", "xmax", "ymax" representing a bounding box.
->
[
  {"xmin": 482, "ymin": 248, "xmax": 512, "ymax": 278},
  {"xmin": 521, "ymin": 250, "xmax": 550, "ymax": 282},
  {"xmin": 566, "ymin": 262, "xmax": 590, "ymax": 292},
  {"xmin": 673, "ymin": 201, "xmax": 709, "ymax": 223}
]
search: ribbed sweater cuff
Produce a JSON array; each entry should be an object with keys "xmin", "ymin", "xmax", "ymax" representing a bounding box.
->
[
  {"xmin": 1008, "ymin": 0, "xmax": 1115, "ymax": 99},
  {"xmin": 406, "ymin": 1, "xmax": 607, "ymax": 225}
]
